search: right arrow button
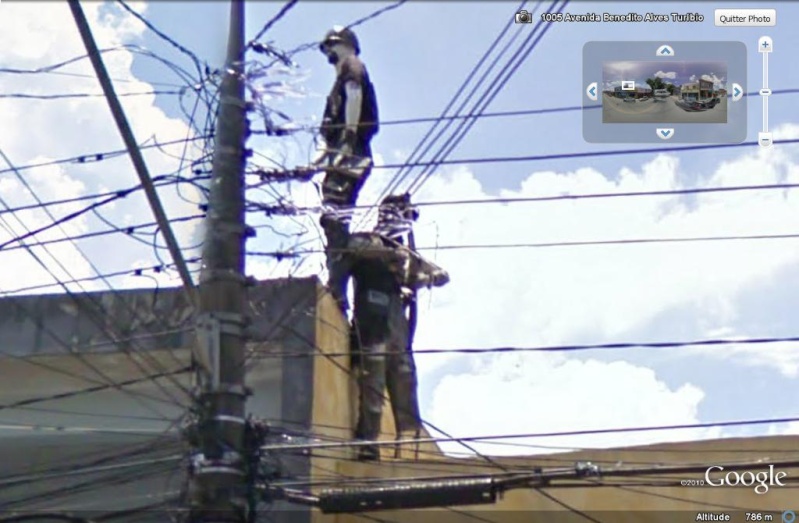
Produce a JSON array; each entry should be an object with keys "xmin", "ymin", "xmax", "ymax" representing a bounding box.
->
[{"xmin": 732, "ymin": 83, "xmax": 744, "ymax": 102}]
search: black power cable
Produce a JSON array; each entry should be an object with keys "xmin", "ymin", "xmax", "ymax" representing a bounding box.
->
[{"xmin": 0, "ymin": 514, "xmax": 96, "ymax": 523}]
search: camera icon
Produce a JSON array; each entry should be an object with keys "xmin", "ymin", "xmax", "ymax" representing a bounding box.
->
[{"xmin": 515, "ymin": 10, "xmax": 533, "ymax": 23}]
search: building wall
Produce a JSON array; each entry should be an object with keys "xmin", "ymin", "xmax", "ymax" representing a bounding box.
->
[
  {"xmin": 0, "ymin": 277, "xmax": 342, "ymax": 522},
  {"xmin": 3, "ymin": 279, "xmax": 797, "ymax": 521}
]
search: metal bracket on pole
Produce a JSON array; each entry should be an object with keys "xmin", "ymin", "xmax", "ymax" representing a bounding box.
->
[
  {"xmin": 195, "ymin": 313, "xmax": 222, "ymax": 388},
  {"xmin": 202, "ymin": 222, "xmax": 253, "ymax": 238},
  {"xmin": 195, "ymin": 312, "xmax": 248, "ymax": 389},
  {"xmin": 191, "ymin": 450, "xmax": 247, "ymax": 479}
]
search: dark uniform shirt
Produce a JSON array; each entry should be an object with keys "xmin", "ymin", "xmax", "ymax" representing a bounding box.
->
[{"xmin": 321, "ymin": 54, "xmax": 379, "ymax": 157}]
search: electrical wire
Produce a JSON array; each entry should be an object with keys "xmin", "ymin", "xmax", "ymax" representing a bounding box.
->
[
  {"xmin": 0, "ymin": 175, "xmax": 209, "ymax": 217},
  {"xmin": 303, "ymin": 460, "xmax": 497, "ymax": 523},
  {"xmin": 248, "ymin": 0, "xmax": 299, "ymax": 47},
  {"xmin": 372, "ymin": 137, "xmax": 799, "ymax": 171},
  {"xmin": 281, "ymin": 0, "xmax": 411, "ymax": 58},
  {"xmin": 0, "ymin": 89, "xmax": 184, "ymax": 100},
  {"xmin": 0, "ymin": 416, "xmax": 186, "ymax": 489},
  {"xmin": 246, "ymin": 179, "xmax": 799, "ymax": 218},
  {"xmin": 0, "ymin": 366, "xmax": 191, "ymax": 414},
  {"xmin": 0, "ymin": 148, "xmax": 194, "ymax": 404},
  {"xmin": 249, "ymin": 87, "xmax": 799, "ymax": 135},
  {"xmin": 0, "ymin": 213, "xmax": 204, "ymax": 254},
  {"xmin": 535, "ymin": 489, "xmax": 602, "ymax": 523},
  {"xmin": 0, "ymin": 514, "xmax": 95, "ymax": 523},
  {"xmin": 362, "ymin": 0, "xmax": 537, "ymax": 227},
  {"xmin": 0, "ymin": 258, "xmax": 201, "ymax": 296},
  {"xmin": 259, "ymin": 415, "xmax": 799, "ymax": 464},
  {"xmin": 0, "ymin": 135, "xmax": 211, "ymax": 178},
  {"xmin": 0, "ymin": 216, "xmax": 186, "ymax": 420},
  {"xmin": 7, "ymin": 1, "xmax": 799, "ymax": 515},
  {"xmin": 0, "ymin": 460, "xmax": 180, "ymax": 512},
  {"xmin": 255, "ymin": 334, "xmax": 799, "ymax": 358},
  {"xmin": 246, "ymin": 229, "xmax": 799, "ymax": 259},
  {"xmin": 116, "ymin": 0, "xmax": 204, "ymax": 74},
  {"xmin": 236, "ymin": 276, "xmax": 511, "ymax": 471},
  {"xmin": 260, "ymin": 415, "xmax": 799, "ymax": 452},
  {"xmin": 0, "ymin": 11, "xmax": 212, "ymax": 515}
]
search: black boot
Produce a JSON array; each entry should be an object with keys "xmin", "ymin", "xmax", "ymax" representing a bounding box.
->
[{"xmin": 357, "ymin": 444, "xmax": 380, "ymax": 462}]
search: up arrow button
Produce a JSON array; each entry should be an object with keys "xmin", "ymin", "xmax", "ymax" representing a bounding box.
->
[{"xmin": 657, "ymin": 45, "xmax": 674, "ymax": 57}]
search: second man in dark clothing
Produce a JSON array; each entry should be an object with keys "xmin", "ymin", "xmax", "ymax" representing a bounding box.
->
[{"xmin": 348, "ymin": 196, "xmax": 420, "ymax": 461}]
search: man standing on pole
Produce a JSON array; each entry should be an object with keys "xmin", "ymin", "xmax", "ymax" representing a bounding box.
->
[{"xmin": 314, "ymin": 26, "xmax": 379, "ymax": 315}]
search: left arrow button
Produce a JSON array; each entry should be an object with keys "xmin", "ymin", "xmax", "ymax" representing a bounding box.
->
[{"xmin": 586, "ymin": 82, "xmax": 598, "ymax": 101}]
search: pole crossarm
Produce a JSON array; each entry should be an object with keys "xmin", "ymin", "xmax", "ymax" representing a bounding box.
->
[{"xmin": 68, "ymin": 0, "xmax": 198, "ymax": 308}]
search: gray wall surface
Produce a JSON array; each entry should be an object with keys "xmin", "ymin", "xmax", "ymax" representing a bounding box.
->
[{"xmin": 0, "ymin": 278, "xmax": 326, "ymax": 522}]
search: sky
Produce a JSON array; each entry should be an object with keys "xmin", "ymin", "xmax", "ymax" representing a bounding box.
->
[{"xmin": 2, "ymin": 0, "xmax": 799, "ymax": 459}]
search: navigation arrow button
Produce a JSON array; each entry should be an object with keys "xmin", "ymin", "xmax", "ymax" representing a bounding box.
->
[
  {"xmin": 586, "ymin": 82, "xmax": 598, "ymax": 101},
  {"xmin": 657, "ymin": 128, "xmax": 674, "ymax": 140},
  {"xmin": 657, "ymin": 45, "xmax": 674, "ymax": 57},
  {"xmin": 732, "ymin": 83, "xmax": 743, "ymax": 102}
]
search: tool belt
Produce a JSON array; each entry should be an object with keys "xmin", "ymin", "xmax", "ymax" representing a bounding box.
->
[{"xmin": 321, "ymin": 156, "xmax": 373, "ymax": 206}]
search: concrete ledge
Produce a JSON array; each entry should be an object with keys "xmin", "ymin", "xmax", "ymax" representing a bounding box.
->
[{"xmin": 0, "ymin": 277, "xmax": 321, "ymax": 356}]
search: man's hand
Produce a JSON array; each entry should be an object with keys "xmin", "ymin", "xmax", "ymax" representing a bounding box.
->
[
  {"xmin": 312, "ymin": 148, "xmax": 332, "ymax": 166},
  {"xmin": 333, "ymin": 129, "xmax": 358, "ymax": 166}
]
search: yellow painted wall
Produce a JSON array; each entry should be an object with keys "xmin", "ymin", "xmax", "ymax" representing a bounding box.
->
[{"xmin": 311, "ymin": 286, "xmax": 799, "ymax": 522}]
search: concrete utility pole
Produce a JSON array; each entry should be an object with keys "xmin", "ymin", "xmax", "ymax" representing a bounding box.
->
[{"xmin": 189, "ymin": 1, "xmax": 250, "ymax": 522}]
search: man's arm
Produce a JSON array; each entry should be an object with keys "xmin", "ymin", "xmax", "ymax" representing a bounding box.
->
[{"xmin": 342, "ymin": 79, "xmax": 363, "ymax": 154}]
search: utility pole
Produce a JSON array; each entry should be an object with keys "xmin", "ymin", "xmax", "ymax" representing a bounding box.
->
[{"xmin": 188, "ymin": 1, "xmax": 250, "ymax": 522}]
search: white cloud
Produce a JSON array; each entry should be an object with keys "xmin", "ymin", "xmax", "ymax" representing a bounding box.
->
[
  {"xmin": 768, "ymin": 421, "xmax": 799, "ymax": 436},
  {"xmin": 701, "ymin": 73, "xmax": 726, "ymax": 89},
  {"xmin": 381, "ymin": 123, "xmax": 799, "ymax": 452},
  {"xmin": 408, "ymin": 124, "xmax": 799, "ymax": 369},
  {"xmin": 429, "ymin": 352, "xmax": 719, "ymax": 455},
  {"xmin": 654, "ymin": 70, "xmax": 677, "ymax": 80},
  {"xmin": 0, "ymin": 3, "xmax": 204, "ymax": 295}
]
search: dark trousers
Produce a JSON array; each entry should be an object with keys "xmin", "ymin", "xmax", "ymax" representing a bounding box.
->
[
  {"xmin": 351, "ymin": 290, "xmax": 421, "ymax": 442},
  {"xmin": 320, "ymin": 147, "xmax": 372, "ymax": 313}
]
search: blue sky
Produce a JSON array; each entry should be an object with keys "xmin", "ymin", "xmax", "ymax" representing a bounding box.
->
[{"xmin": 3, "ymin": 0, "xmax": 799, "ymax": 457}]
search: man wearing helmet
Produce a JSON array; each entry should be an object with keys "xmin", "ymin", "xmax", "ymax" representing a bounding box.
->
[
  {"xmin": 315, "ymin": 26, "xmax": 380, "ymax": 315},
  {"xmin": 347, "ymin": 194, "xmax": 422, "ymax": 461}
]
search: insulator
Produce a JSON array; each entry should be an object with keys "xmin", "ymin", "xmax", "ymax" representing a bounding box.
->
[{"xmin": 318, "ymin": 477, "xmax": 497, "ymax": 514}]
